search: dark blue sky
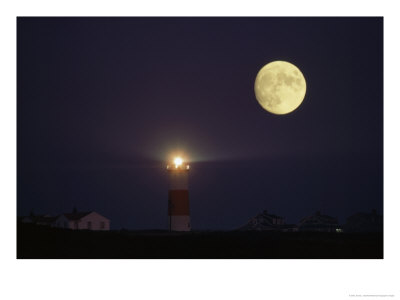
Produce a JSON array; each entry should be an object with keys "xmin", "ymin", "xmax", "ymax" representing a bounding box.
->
[{"xmin": 17, "ymin": 17, "xmax": 383, "ymax": 229}]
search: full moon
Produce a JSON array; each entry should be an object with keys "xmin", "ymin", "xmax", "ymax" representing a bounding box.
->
[{"xmin": 254, "ymin": 61, "xmax": 306, "ymax": 115}]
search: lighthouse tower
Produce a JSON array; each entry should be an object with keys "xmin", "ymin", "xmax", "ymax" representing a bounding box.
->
[{"xmin": 167, "ymin": 157, "xmax": 191, "ymax": 231}]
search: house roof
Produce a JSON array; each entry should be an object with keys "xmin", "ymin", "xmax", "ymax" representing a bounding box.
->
[
  {"xmin": 238, "ymin": 210, "xmax": 286, "ymax": 230},
  {"xmin": 298, "ymin": 211, "xmax": 338, "ymax": 226},
  {"xmin": 36, "ymin": 216, "xmax": 58, "ymax": 223},
  {"xmin": 22, "ymin": 215, "xmax": 58, "ymax": 224},
  {"xmin": 63, "ymin": 211, "xmax": 92, "ymax": 220},
  {"xmin": 347, "ymin": 210, "xmax": 381, "ymax": 221},
  {"xmin": 259, "ymin": 210, "xmax": 284, "ymax": 219},
  {"xmin": 62, "ymin": 211, "xmax": 110, "ymax": 221}
]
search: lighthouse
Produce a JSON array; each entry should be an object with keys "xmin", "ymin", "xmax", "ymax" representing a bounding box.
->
[{"xmin": 167, "ymin": 157, "xmax": 191, "ymax": 231}]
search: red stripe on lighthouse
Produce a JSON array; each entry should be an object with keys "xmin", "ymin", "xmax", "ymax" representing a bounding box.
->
[{"xmin": 168, "ymin": 190, "xmax": 190, "ymax": 215}]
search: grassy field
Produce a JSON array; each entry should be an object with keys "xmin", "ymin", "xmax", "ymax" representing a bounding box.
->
[{"xmin": 17, "ymin": 222, "xmax": 383, "ymax": 259}]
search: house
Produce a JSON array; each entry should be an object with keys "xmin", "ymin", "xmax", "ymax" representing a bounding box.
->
[
  {"xmin": 298, "ymin": 211, "xmax": 340, "ymax": 232},
  {"xmin": 344, "ymin": 209, "xmax": 383, "ymax": 233},
  {"xmin": 21, "ymin": 208, "xmax": 111, "ymax": 231},
  {"xmin": 239, "ymin": 210, "xmax": 297, "ymax": 231},
  {"xmin": 21, "ymin": 214, "xmax": 57, "ymax": 226},
  {"xmin": 54, "ymin": 209, "xmax": 110, "ymax": 231}
]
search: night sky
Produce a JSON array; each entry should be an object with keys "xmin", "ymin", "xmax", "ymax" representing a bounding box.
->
[{"xmin": 17, "ymin": 17, "xmax": 383, "ymax": 230}]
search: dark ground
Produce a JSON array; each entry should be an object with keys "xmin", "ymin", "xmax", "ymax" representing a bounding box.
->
[{"xmin": 17, "ymin": 222, "xmax": 383, "ymax": 259}]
